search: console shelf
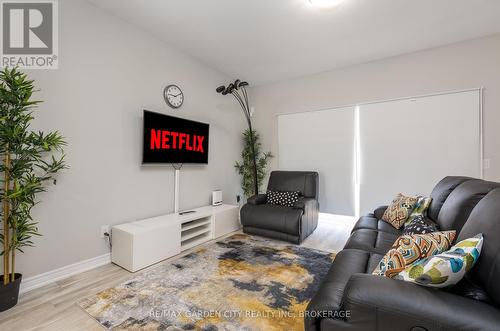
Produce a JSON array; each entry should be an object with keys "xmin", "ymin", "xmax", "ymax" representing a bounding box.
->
[
  {"xmin": 181, "ymin": 232, "xmax": 213, "ymax": 251},
  {"xmin": 181, "ymin": 224, "xmax": 211, "ymax": 242},
  {"xmin": 181, "ymin": 217, "xmax": 212, "ymax": 231}
]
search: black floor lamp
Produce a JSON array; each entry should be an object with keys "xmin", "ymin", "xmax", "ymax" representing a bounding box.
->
[{"xmin": 216, "ymin": 80, "xmax": 259, "ymax": 196}]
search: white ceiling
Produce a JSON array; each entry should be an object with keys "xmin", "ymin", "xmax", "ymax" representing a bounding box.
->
[{"xmin": 87, "ymin": 0, "xmax": 500, "ymax": 85}]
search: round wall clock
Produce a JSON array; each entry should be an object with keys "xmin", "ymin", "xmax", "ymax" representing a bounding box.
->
[{"xmin": 164, "ymin": 85, "xmax": 184, "ymax": 109}]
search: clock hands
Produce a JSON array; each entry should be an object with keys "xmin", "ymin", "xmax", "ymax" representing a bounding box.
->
[{"xmin": 167, "ymin": 93, "xmax": 182, "ymax": 98}]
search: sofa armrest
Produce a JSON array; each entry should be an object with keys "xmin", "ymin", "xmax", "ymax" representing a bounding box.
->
[
  {"xmin": 341, "ymin": 274, "xmax": 500, "ymax": 331},
  {"xmin": 373, "ymin": 205, "xmax": 388, "ymax": 219},
  {"xmin": 293, "ymin": 197, "xmax": 317, "ymax": 210},
  {"xmin": 247, "ymin": 194, "xmax": 267, "ymax": 205}
]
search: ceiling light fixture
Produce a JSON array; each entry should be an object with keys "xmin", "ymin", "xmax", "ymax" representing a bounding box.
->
[{"xmin": 308, "ymin": 0, "xmax": 346, "ymax": 9}]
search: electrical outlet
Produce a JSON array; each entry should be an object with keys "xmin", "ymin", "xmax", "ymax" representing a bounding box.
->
[{"xmin": 100, "ymin": 225, "xmax": 110, "ymax": 238}]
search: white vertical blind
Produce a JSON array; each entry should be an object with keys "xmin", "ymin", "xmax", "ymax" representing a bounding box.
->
[
  {"xmin": 277, "ymin": 90, "xmax": 481, "ymax": 217},
  {"xmin": 358, "ymin": 90, "xmax": 481, "ymax": 215},
  {"xmin": 278, "ymin": 106, "xmax": 356, "ymax": 215}
]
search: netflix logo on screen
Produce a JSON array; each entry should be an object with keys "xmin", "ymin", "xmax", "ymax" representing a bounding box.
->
[
  {"xmin": 142, "ymin": 110, "xmax": 209, "ymax": 164},
  {"xmin": 150, "ymin": 130, "xmax": 205, "ymax": 153}
]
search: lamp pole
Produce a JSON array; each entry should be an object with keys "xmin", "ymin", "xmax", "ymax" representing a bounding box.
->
[
  {"xmin": 217, "ymin": 80, "xmax": 259, "ymax": 196},
  {"xmin": 246, "ymin": 109, "xmax": 259, "ymax": 196}
]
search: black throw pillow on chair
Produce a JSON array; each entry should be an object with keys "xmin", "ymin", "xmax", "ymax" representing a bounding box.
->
[{"xmin": 266, "ymin": 190, "xmax": 300, "ymax": 207}]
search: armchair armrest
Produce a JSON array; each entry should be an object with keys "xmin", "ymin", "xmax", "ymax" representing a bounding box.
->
[
  {"xmin": 342, "ymin": 274, "xmax": 500, "ymax": 331},
  {"xmin": 247, "ymin": 194, "xmax": 267, "ymax": 205},
  {"xmin": 293, "ymin": 197, "xmax": 317, "ymax": 210},
  {"xmin": 373, "ymin": 205, "xmax": 388, "ymax": 219}
]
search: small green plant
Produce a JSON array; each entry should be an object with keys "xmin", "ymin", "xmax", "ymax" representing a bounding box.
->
[
  {"xmin": 0, "ymin": 67, "xmax": 67, "ymax": 285},
  {"xmin": 234, "ymin": 129, "xmax": 273, "ymax": 198}
]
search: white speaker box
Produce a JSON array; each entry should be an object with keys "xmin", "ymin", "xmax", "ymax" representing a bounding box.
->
[{"xmin": 212, "ymin": 190, "xmax": 222, "ymax": 206}]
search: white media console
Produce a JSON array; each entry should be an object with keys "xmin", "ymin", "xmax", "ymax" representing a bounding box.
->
[{"xmin": 111, "ymin": 204, "xmax": 239, "ymax": 272}]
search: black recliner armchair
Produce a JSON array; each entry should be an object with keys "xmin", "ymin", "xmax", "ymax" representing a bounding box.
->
[{"xmin": 240, "ymin": 171, "xmax": 319, "ymax": 244}]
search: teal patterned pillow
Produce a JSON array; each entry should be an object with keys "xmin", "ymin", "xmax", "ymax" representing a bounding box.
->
[
  {"xmin": 395, "ymin": 234, "xmax": 483, "ymax": 288},
  {"xmin": 404, "ymin": 196, "xmax": 432, "ymax": 227}
]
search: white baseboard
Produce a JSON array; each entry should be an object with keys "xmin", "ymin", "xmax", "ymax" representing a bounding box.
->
[{"xmin": 20, "ymin": 253, "xmax": 111, "ymax": 294}]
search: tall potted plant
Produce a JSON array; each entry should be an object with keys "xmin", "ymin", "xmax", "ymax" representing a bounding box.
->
[
  {"xmin": 0, "ymin": 67, "xmax": 67, "ymax": 311},
  {"xmin": 234, "ymin": 129, "xmax": 272, "ymax": 198}
]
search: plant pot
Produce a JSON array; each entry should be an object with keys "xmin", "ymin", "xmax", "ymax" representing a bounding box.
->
[{"xmin": 0, "ymin": 273, "xmax": 22, "ymax": 312}]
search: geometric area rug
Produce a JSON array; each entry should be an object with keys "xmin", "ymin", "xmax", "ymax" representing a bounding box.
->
[{"xmin": 78, "ymin": 234, "xmax": 335, "ymax": 331}]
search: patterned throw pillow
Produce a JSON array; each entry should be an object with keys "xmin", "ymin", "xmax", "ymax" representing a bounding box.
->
[
  {"xmin": 396, "ymin": 234, "xmax": 483, "ymax": 288},
  {"xmin": 373, "ymin": 231, "xmax": 456, "ymax": 278},
  {"xmin": 405, "ymin": 196, "xmax": 432, "ymax": 226},
  {"xmin": 403, "ymin": 215, "xmax": 438, "ymax": 235},
  {"xmin": 266, "ymin": 190, "xmax": 300, "ymax": 207},
  {"xmin": 382, "ymin": 193, "xmax": 419, "ymax": 229}
]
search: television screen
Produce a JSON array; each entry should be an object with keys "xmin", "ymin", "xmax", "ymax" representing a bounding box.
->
[{"xmin": 142, "ymin": 110, "xmax": 209, "ymax": 164}]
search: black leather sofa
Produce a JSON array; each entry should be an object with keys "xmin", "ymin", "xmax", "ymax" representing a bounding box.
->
[
  {"xmin": 240, "ymin": 171, "xmax": 319, "ymax": 244},
  {"xmin": 306, "ymin": 176, "xmax": 500, "ymax": 331}
]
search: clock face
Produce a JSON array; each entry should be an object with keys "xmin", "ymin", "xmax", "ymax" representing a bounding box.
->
[{"xmin": 164, "ymin": 85, "xmax": 184, "ymax": 109}]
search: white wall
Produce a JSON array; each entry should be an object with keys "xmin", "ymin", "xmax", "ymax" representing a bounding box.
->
[
  {"xmin": 250, "ymin": 34, "xmax": 500, "ymax": 186},
  {"xmin": 16, "ymin": 0, "xmax": 244, "ymax": 278}
]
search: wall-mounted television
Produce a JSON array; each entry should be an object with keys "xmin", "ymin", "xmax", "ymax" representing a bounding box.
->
[{"xmin": 142, "ymin": 110, "xmax": 209, "ymax": 164}]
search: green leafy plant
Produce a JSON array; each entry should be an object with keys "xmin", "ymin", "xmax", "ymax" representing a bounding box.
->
[
  {"xmin": 0, "ymin": 67, "xmax": 67, "ymax": 285},
  {"xmin": 234, "ymin": 129, "xmax": 272, "ymax": 198}
]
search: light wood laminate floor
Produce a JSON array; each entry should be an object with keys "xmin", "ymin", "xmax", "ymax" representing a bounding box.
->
[{"xmin": 0, "ymin": 215, "xmax": 355, "ymax": 331}]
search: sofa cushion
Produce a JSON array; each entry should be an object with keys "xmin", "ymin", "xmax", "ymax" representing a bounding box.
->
[
  {"xmin": 351, "ymin": 215, "xmax": 401, "ymax": 235},
  {"xmin": 457, "ymin": 188, "xmax": 500, "ymax": 306},
  {"xmin": 436, "ymin": 179, "xmax": 500, "ymax": 232},
  {"xmin": 396, "ymin": 234, "xmax": 483, "ymax": 288},
  {"xmin": 427, "ymin": 176, "xmax": 473, "ymax": 221},
  {"xmin": 382, "ymin": 193, "xmax": 418, "ymax": 229},
  {"xmin": 240, "ymin": 204, "xmax": 303, "ymax": 235},
  {"xmin": 341, "ymin": 273, "xmax": 500, "ymax": 331},
  {"xmin": 373, "ymin": 231, "xmax": 456, "ymax": 278},
  {"xmin": 344, "ymin": 229, "xmax": 400, "ymax": 254},
  {"xmin": 449, "ymin": 277, "xmax": 492, "ymax": 304},
  {"xmin": 373, "ymin": 205, "xmax": 388, "ymax": 220}
]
